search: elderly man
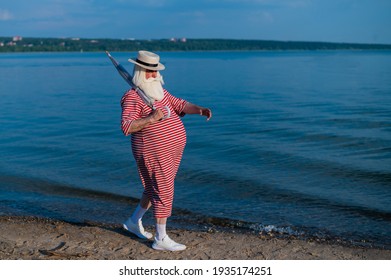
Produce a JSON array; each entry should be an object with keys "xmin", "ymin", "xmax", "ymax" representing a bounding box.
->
[{"xmin": 121, "ymin": 50, "xmax": 212, "ymax": 251}]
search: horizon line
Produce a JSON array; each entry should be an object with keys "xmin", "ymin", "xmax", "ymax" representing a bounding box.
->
[{"xmin": 1, "ymin": 35, "xmax": 390, "ymax": 46}]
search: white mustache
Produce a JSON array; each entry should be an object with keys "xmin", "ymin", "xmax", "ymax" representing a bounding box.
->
[{"xmin": 144, "ymin": 75, "xmax": 164, "ymax": 85}]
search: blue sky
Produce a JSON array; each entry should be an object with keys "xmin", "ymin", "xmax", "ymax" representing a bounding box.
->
[{"xmin": 1, "ymin": 0, "xmax": 390, "ymax": 44}]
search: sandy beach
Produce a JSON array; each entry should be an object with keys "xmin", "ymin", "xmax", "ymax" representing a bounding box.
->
[{"xmin": 0, "ymin": 215, "xmax": 390, "ymax": 260}]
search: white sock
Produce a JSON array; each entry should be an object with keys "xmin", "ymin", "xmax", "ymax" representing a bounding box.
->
[
  {"xmin": 130, "ymin": 204, "xmax": 148, "ymax": 224},
  {"xmin": 156, "ymin": 223, "xmax": 167, "ymax": 241}
]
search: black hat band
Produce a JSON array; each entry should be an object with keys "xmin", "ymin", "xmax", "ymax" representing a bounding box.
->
[{"xmin": 136, "ymin": 59, "xmax": 158, "ymax": 68}]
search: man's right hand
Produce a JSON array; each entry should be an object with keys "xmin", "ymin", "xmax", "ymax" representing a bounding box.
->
[
  {"xmin": 149, "ymin": 108, "xmax": 164, "ymax": 123},
  {"xmin": 127, "ymin": 108, "xmax": 164, "ymax": 135}
]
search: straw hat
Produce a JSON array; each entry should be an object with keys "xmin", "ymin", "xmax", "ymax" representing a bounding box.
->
[{"xmin": 128, "ymin": 50, "xmax": 165, "ymax": 71}]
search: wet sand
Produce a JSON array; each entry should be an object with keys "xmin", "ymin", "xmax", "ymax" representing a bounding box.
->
[{"xmin": 0, "ymin": 216, "xmax": 390, "ymax": 260}]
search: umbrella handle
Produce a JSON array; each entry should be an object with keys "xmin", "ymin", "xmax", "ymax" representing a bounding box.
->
[{"xmin": 161, "ymin": 106, "xmax": 171, "ymax": 120}]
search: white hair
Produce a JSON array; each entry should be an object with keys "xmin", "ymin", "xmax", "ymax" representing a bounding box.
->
[{"xmin": 132, "ymin": 65, "xmax": 145, "ymax": 87}]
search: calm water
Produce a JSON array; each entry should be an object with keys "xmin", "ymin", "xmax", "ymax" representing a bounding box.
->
[{"xmin": 1, "ymin": 51, "xmax": 390, "ymax": 248}]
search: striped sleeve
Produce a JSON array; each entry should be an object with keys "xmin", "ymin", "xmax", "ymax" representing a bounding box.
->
[
  {"xmin": 120, "ymin": 90, "xmax": 143, "ymax": 136},
  {"xmin": 164, "ymin": 89, "xmax": 188, "ymax": 117}
]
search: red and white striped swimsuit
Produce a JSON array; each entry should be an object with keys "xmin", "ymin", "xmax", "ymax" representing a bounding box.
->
[{"xmin": 121, "ymin": 88, "xmax": 187, "ymax": 218}]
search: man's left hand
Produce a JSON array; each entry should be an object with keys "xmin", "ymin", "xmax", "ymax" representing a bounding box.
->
[{"xmin": 200, "ymin": 108, "xmax": 212, "ymax": 121}]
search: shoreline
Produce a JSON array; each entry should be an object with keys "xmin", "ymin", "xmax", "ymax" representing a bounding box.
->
[
  {"xmin": 1, "ymin": 177, "xmax": 390, "ymax": 252},
  {"xmin": 1, "ymin": 215, "xmax": 390, "ymax": 260}
]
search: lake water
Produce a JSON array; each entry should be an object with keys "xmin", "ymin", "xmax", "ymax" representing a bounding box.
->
[{"xmin": 0, "ymin": 51, "xmax": 390, "ymax": 248}]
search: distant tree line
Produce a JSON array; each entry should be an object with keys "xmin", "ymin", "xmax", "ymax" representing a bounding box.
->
[{"xmin": 1, "ymin": 37, "xmax": 390, "ymax": 53}]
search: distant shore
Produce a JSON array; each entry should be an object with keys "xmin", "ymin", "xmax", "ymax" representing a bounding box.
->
[
  {"xmin": 1, "ymin": 215, "xmax": 390, "ymax": 260},
  {"xmin": 1, "ymin": 37, "xmax": 391, "ymax": 53}
]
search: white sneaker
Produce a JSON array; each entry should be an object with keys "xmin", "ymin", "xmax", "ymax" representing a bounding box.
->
[
  {"xmin": 123, "ymin": 219, "xmax": 153, "ymax": 239},
  {"xmin": 152, "ymin": 235, "xmax": 186, "ymax": 251}
]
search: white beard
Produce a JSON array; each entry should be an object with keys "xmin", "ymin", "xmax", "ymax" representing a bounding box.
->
[{"xmin": 139, "ymin": 76, "xmax": 165, "ymax": 102}]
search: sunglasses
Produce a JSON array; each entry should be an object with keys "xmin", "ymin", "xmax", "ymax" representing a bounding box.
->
[{"xmin": 146, "ymin": 69, "xmax": 158, "ymax": 73}]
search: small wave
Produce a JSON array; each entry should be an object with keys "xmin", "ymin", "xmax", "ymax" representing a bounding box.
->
[
  {"xmin": 250, "ymin": 224, "xmax": 305, "ymax": 236},
  {"xmin": 0, "ymin": 173, "xmax": 134, "ymax": 204}
]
